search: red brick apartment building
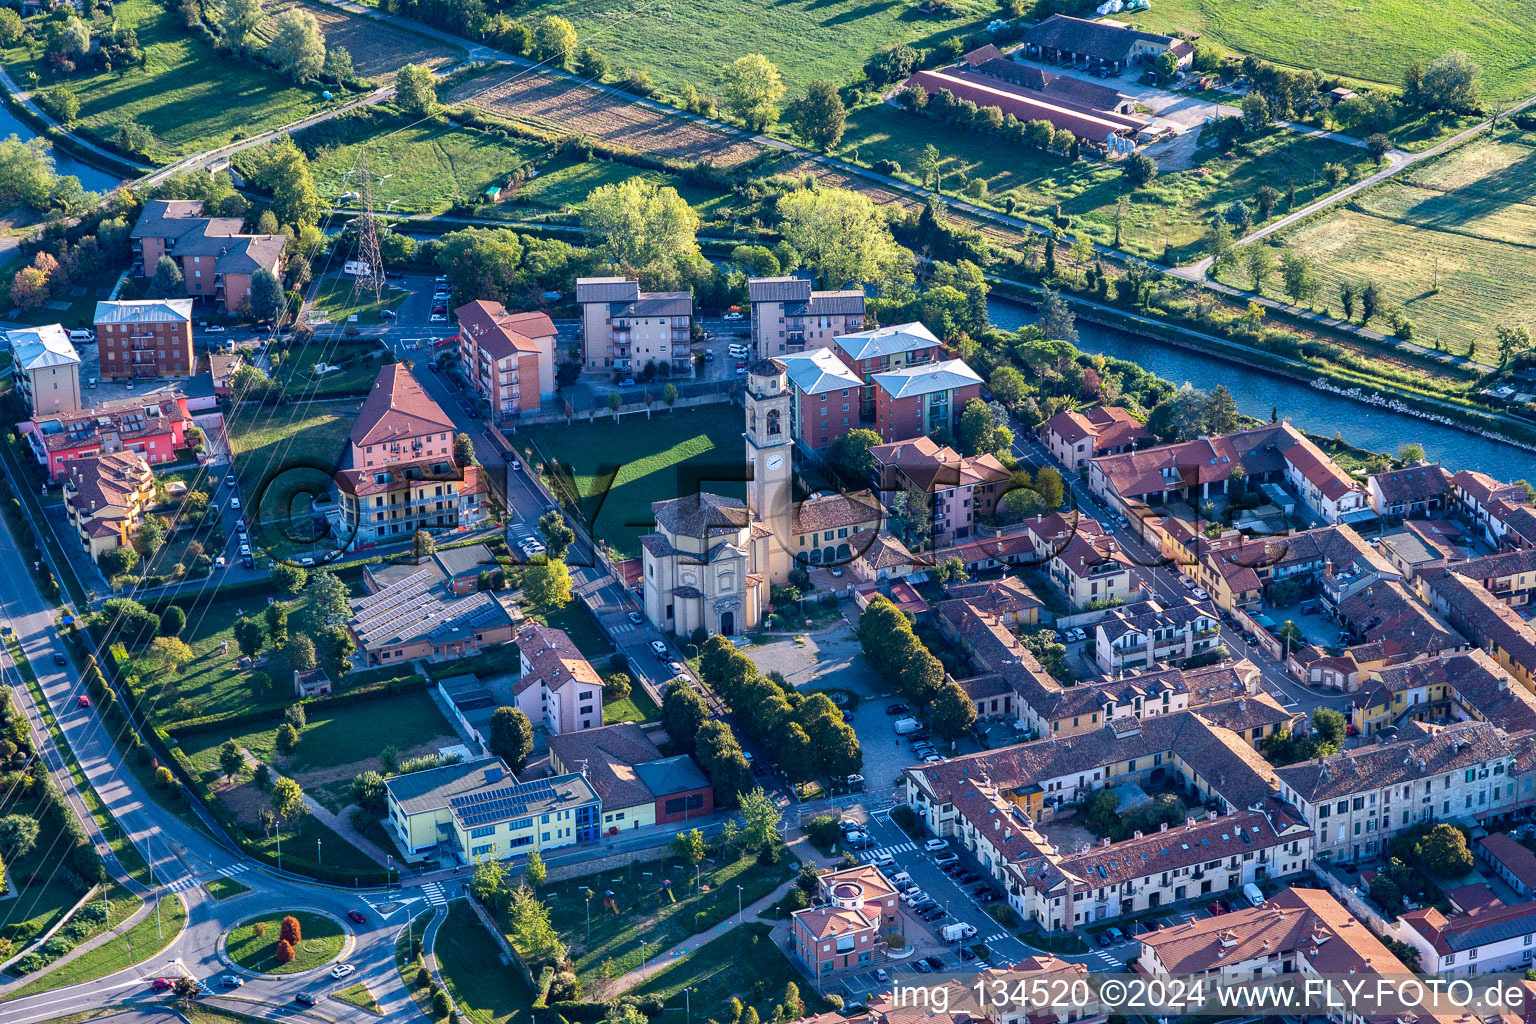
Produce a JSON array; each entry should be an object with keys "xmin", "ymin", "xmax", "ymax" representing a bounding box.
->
[{"xmin": 94, "ymin": 299, "xmax": 194, "ymax": 379}]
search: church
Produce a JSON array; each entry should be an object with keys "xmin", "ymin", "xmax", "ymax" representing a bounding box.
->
[{"xmin": 639, "ymin": 360, "xmax": 797, "ymax": 636}]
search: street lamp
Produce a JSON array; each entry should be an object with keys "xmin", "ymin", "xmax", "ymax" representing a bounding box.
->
[
  {"xmin": 686, "ymin": 987, "xmax": 692, "ymax": 1024},
  {"xmin": 737, "ymin": 884, "xmax": 744, "ymax": 924},
  {"xmin": 586, "ymin": 896, "xmax": 591, "ymax": 942},
  {"xmin": 640, "ymin": 938, "xmax": 650, "ymax": 978},
  {"xmin": 317, "ymin": 838, "xmax": 322, "ymax": 867}
]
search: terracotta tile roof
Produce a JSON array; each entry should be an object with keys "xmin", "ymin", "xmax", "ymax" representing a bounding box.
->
[
  {"xmin": 514, "ymin": 621, "xmax": 603, "ymax": 697},
  {"xmin": 1453, "ymin": 469, "xmax": 1527, "ymax": 506},
  {"xmin": 905, "ymin": 68, "xmax": 1145, "ymax": 139},
  {"xmin": 1419, "ymin": 566, "xmax": 1536, "ymax": 673},
  {"xmin": 33, "ymin": 397, "xmax": 190, "ymax": 452},
  {"xmin": 651, "ymin": 492, "xmax": 750, "ymax": 539},
  {"xmin": 1402, "ymin": 895, "xmax": 1536, "ymax": 955},
  {"xmin": 1284, "ymin": 432, "xmax": 1362, "ymax": 502},
  {"xmin": 1061, "ymin": 809, "xmax": 1307, "ymax": 890},
  {"xmin": 1451, "ymin": 546, "xmax": 1536, "ymax": 583},
  {"xmin": 351, "ymin": 364, "xmax": 455, "ymax": 448},
  {"xmin": 870, "ymin": 436, "xmax": 1010, "ymax": 493},
  {"xmin": 454, "ymin": 299, "xmax": 556, "ymax": 361},
  {"xmin": 851, "ymin": 529, "xmax": 915, "ymax": 571},
  {"xmin": 1478, "ymin": 832, "xmax": 1536, "ymax": 892},
  {"xmin": 1094, "ymin": 422, "xmax": 1313, "ymax": 501},
  {"xmin": 941, "ymin": 576, "xmax": 1045, "ymax": 617},
  {"xmin": 1275, "ymin": 720, "xmax": 1512, "ymax": 804},
  {"xmin": 335, "ymin": 459, "xmax": 478, "ymax": 498},
  {"xmin": 548, "ymin": 722, "xmax": 664, "ymax": 810},
  {"xmin": 1371, "ymin": 463, "xmax": 1453, "ymax": 506},
  {"xmin": 65, "ymin": 450, "xmax": 151, "ymax": 511},
  {"xmin": 1337, "ymin": 580, "xmax": 1464, "ymax": 663},
  {"xmin": 819, "ymin": 863, "xmax": 898, "ymax": 903},
  {"xmin": 790, "ymin": 903, "xmax": 876, "ymax": 941},
  {"xmin": 794, "ymin": 491, "xmax": 882, "ymax": 536}
]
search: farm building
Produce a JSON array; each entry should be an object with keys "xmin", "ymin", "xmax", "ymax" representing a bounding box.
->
[{"xmin": 1021, "ymin": 15, "xmax": 1191, "ymax": 74}]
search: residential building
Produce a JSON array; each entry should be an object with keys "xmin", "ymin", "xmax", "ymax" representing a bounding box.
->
[
  {"xmin": 1273, "ymin": 720, "xmax": 1519, "ymax": 863},
  {"xmin": 512, "ymin": 622, "xmax": 605, "ymax": 736},
  {"xmin": 1347, "ymin": 650, "xmax": 1536, "ymax": 738},
  {"xmin": 61, "ymin": 450, "xmax": 154, "ymax": 559},
  {"xmin": 129, "ymin": 199, "xmax": 284, "ymax": 311},
  {"xmin": 789, "ymin": 864, "xmax": 899, "ymax": 976},
  {"xmin": 1283, "ymin": 433, "xmax": 1372, "ymax": 525},
  {"xmin": 347, "ymin": 564, "xmax": 516, "ymax": 666},
  {"xmin": 549, "ymin": 722, "xmax": 714, "ymax": 833},
  {"xmin": 1418, "ymin": 565, "xmax": 1536, "ymax": 691},
  {"xmin": 1367, "ymin": 462, "xmax": 1453, "ymax": 517},
  {"xmin": 1025, "ymin": 512, "xmax": 1133, "ymax": 609},
  {"xmin": 454, "ymin": 300, "xmax": 558, "ymax": 418},
  {"xmin": 791, "ymin": 490, "xmax": 883, "ymax": 566},
  {"xmin": 1326, "ymin": 579, "xmax": 1465, "ymax": 675},
  {"xmin": 832, "ymin": 321, "xmax": 942, "ymax": 419},
  {"xmin": 1401, "ymin": 895, "xmax": 1536, "ymax": 974},
  {"xmin": 1045, "ymin": 405, "xmax": 1151, "ymax": 470},
  {"xmin": 748, "ymin": 276, "xmax": 865, "ymax": 358},
  {"xmin": 1020, "ymin": 15, "xmax": 1192, "ymax": 74},
  {"xmin": 940, "ymin": 576, "xmax": 1044, "ymax": 629},
  {"xmin": 1094, "ymin": 597, "xmax": 1222, "ymax": 674},
  {"xmin": 872, "ymin": 358, "xmax": 983, "ymax": 442},
  {"xmin": 1452, "ymin": 469, "xmax": 1529, "ymax": 545},
  {"xmin": 575, "ymin": 277, "xmax": 692, "ymax": 376},
  {"xmin": 345, "ymin": 363, "xmax": 456, "ymax": 470},
  {"xmin": 986, "ymin": 956, "xmax": 1108, "ymax": 1024},
  {"xmin": 23, "ymin": 395, "xmax": 192, "ymax": 482},
  {"xmin": 6, "ymin": 325, "xmax": 80, "ymax": 417},
  {"xmin": 903, "ymin": 64, "xmax": 1147, "ymax": 145},
  {"xmin": 848, "ymin": 530, "xmax": 919, "ymax": 582},
  {"xmin": 1480, "ymin": 832, "xmax": 1536, "ymax": 897},
  {"xmin": 94, "ymin": 299, "xmax": 194, "ymax": 380},
  {"xmin": 1378, "ymin": 519, "xmax": 1471, "ymax": 580},
  {"xmin": 384, "ymin": 757, "xmax": 600, "ymax": 864},
  {"xmin": 777, "ymin": 348, "xmax": 864, "ymax": 450},
  {"xmin": 208, "ymin": 352, "xmax": 243, "ymax": 397},
  {"xmin": 1136, "ymin": 887, "xmax": 1408, "ymax": 988},
  {"xmin": 869, "ymin": 435, "xmax": 1010, "ymax": 545}
]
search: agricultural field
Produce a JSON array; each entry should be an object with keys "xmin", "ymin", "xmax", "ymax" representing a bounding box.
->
[
  {"xmin": 1281, "ymin": 129, "xmax": 1536, "ymax": 359},
  {"xmin": 1133, "ymin": 0, "xmax": 1536, "ymax": 98},
  {"xmin": 304, "ymin": 110, "xmax": 545, "ymax": 214},
  {"xmin": 445, "ymin": 68, "xmax": 761, "ymax": 166},
  {"xmin": 256, "ymin": 0, "xmax": 462, "ymax": 82},
  {"xmin": 836, "ymin": 104, "xmax": 1379, "ymax": 258},
  {"xmin": 513, "ymin": 405, "xmax": 747, "ymax": 558},
  {"xmin": 2, "ymin": 0, "xmax": 325, "ymax": 162},
  {"xmin": 523, "ymin": 0, "xmax": 993, "ymax": 97}
]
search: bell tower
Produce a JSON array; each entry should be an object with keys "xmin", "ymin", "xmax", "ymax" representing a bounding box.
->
[{"xmin": 744, "ymin": 359, "xmax": 793, "ymax": 585}]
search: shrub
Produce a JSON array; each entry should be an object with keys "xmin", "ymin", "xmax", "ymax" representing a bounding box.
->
[
  {"xmin": 433, "ymin": 991, "xmax": 451, "ymax": 1016},
  {"xmin": 280, "ymin": 914, "xmax": 302, "ymax": 944},
  {"xmin": 416, "ymin": 965, "xmax": 431, "ymax": 987},
  {"xmin": 276, "ymin": 939, "xmax": 295, "ymax": 963}
]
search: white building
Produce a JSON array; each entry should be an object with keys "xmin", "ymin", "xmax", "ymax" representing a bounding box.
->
[{"xmin": 7, "ymin": 324, "xmax": 81, "ymax": 417}]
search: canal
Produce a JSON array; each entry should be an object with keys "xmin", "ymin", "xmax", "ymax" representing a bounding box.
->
[
  {"xmin": 988, "ymin": 295, "xmax": 1536, "ymax": 481},
  {"xmin": 0, "ymin": 99, "xmax": 125, "ymax": 195}
]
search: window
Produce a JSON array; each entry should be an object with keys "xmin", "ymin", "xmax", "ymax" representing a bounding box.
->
[{"xmin": 470, "ymin": 825, "xmax": 496, "ymax": 838}]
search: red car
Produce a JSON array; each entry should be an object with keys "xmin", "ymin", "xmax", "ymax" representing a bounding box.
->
[
  {"xmin": 1207, "ymin": 902, "xmax": 1226, "ymax": 916},
  {"xmin": 77, "ymin": 695, "xmax": 91, "ymax": 708},
  {"xmin": 347, "ymin": 909, "xmax": 366, "ymax": 924},
  {"xmin": 151, "ymin": 978, "xmax": 174, "ymax": 991}
]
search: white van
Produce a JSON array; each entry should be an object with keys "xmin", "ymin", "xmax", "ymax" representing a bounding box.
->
[
  {"xmin": 343, "ymin": 260, "xmax": 372, "ymax": 277},
  {"xmin": 1243, "ymin": 882, "xmax": 1265, "ymax": 907},
  {"xmin": 68, "ymin": 329, "xmax": 94, "ymax": 342}
]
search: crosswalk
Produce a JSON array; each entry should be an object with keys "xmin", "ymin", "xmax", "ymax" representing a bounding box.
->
[
  {"xmin": 216, "ymin": 863, "xmax": 252, "ymax": 879},
  {"xmin": 859, "ymin": 841, "xmax": 917, "ymax": 863},
  {"xmin": 1085, "ymin": 949, "xmax": 1121, "ymax": 969},
  {"xmin": 421, "ymin": 881, "xmax": 448, "ymax": 907},
  {"xmin": 164, "ymin": 876, "xmax": 197, "ymax": 893},
  {"xmin": 984, "ymin": 932, "xmax": 1009, "ymax": 945},
  {"xmin": 609, "ymin": 623, "xmax": 640, "ymax": 637}
]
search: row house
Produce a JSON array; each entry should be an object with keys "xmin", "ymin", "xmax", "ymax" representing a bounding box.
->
[
  {"xmin": 63, "ymin": 451, "xmax": 154, "ymax": 560},
  {"xmin": 748, "ymin": 276, "xmax": 865, "ymax": 358},
  {"xmin": 453, "ymin": 300, "xmax": 557, "ymax": 419},
  {"xmin": 1477, "ymin": 832, "xmax": 1536, "ymax": 898},
  {"xmin": 1273, "ymin": 720, "xmax": 1522, "ymax": 864},
  {"xmin": 777, "ymin": 347, "xmax": 864, "ymax": 450},
  {"xmin": 1282, "ymin": 432, "xmax": 1371, "ymax": 525},
  {"xmin": 6, "ymin": 325, "xmax": 80, "ymax": 417},
  {"xmin": 1452, "ymin": 469, "xmax": 1530, "ymax": 546},
  {"xmin": 576, "ymin": 277, "xmax": 693, "ymax": 376},
  {"xmin": 1045, "ymin": 405, "xmax": 1152, "ymax": 471},
  {"xmin": 831, "ymin": 321, "xmax": 942, "ymax": 419},
  {"xmin": 129, "ymin": 200, "xmax": 284, "ymax": 312},
  {"xmin": 869, "ymin": 435, "xmax": 1009, "ymax": 546},
  {"xmin": 94, "ymin": 299, "xmax": 194, "ymax": 380},
  {"xmin": 1093, "ymin": 597, "xmax": 1222, "ymax": 674},
  {"xmin": 1366, "ymin": 462, "xmax": 1453, "ymax": 518},
  {"xmin": 1417, "ymin": 565, "xmax": 1536, "ymax": 691},
  {"xmin": 872, "ymin": 358, "xmax": 983, "ymax": 443},
  {"xmin": 1348, "ymin": 650, "xmax": 1536, "ymax": 738},
  {"xmin": 1447, "ymin": 548, "xmax": 1536, "ymax": 608},
  {"xmin": 24, "ymin": 395, "xmax": 191, "ymax": 482},
  {"xmin": 1401, "ymin": 894, "xmax": 1536, "ymax": 975}
]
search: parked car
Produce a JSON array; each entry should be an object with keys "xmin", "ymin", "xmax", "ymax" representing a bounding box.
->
[
  {"xmin": 924, "ymin": 956, "xmax": 946, "ymax": 972},
  {"xmin": 912, "ymin": 959, "xmax": 932, "ymax": 974},
  {"xmin": 1207, "ymin": 901, "xmax": 1226, "ymax": 916},
  {"xmin": 872, "ymin": 853, "xmax": 895, "ymax": 870},
  {"xmin": 924, "ymin": 838, "xmax": 949, "ymax": 852},
  {"xmin": 229, "ymin": 496, "xmax": 241, "ymax": 510},
  {"xmin": 933, "ymin": 851, "xmax": 959, "ymax": 866},
  {"xmin": 723, "ymin": 312, "xmax": 744, "ymax": 321},
  {"xmin": 1192, "ymin": 587, "xmax": 1210, "ymax": 600},
  {"xmin": 875, "ymin": 968, "xmax": 889, "ymax": 983},
  {"xmin": 1106, "ymin": 926, "xmax": 1125, "ymax": 943},
  {"xmin": 957, "ymin": 871, "xmax": 980, "ymax": 884},
  {"xmin": 53, "ymin": 651, "xmax": 67, "ymax": 666},
  {"xmin": 958, "ymin": 946, "xmax": 976, "ymax": 961},
  {"xmin": 650, "ymin": 640, "xmax": 669, "ymax": 659},
  {"xmin": 205, "ymin": 325, "xmax": 225, "ymax": 334},
  {"xmin": 922, "ymin": 907, "xmax": 947, "ymax": 922},
  {"xmin": 886, "ymin": 702, "xmax": 910, "ymax": 716}
]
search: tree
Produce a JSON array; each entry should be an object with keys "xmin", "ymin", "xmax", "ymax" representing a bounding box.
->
[
  {"xmin": 281, "ymin": 915, "xmax": 302, "ymax": 945},
  {"xmin": 737, "ymin": 786, "xmax": 781, "ymax": 850},
  {"xmin": 775, "ymin": 187, "xmax": 910, "ymax": 290},
  {"xmin": 1339, "ymin": 280, "xmax": 1357, "ymax": 321},
  {"xmin": 271, "ymin": 562, "xmax": 307, "ymax": 595},
  {"xmin": 0, "ymin": 9, "xmax": 23, "ymax": 47},
  {"xmin": 505, "ymin": 886, "xmax": 568, "ymax": 969},
  {"xmin": 1360, "ymin": 280, "xmax": 1381, "ymax": 326},
  {"xmin": 888, "ymin": 487, "xmax": 931, "ymax": 548},
  {"xmin": 470, "ymin": 857, "xmax": 509, "ymax": 908},
  {"xmin": 265, "ymin": 7, "xmax": 326, "ymax": 81},
  {"xmin": 436, "ymin": 228, "xmax": 523, "ymax": 301},
  {"xmin": 531, "ymin": 15, "xmax": 578, "ymax": 68},
  {"xmin": 661, "ymin": 680, "xmax": 708, "ymax": 753},
  {"xmin": 395, "ymin": 63, "xmax": 437, "ymax": 115},
  {"xmin": 866, "ymin": 44, "xmax": 918, "ymax": 85},
  {"xmin": 488, "ymin": 706, "xmax": 534, "ymax": 771},
  {"xmin": 276, "ymin": 722, "xmax": 301, "ymax": 755},
  {"xmin": 1369, "ymin": 874, "xmax": 1402, "ymax": 912},
  {"xmin": 1365, "ymin": 132, "xmax": 1392, "ymax": 161},
  {"xmin": 271, "ymin": 777, "xmax": 305, "ymax": 821},
  {"xmin": 1037, "ymin": 287, "xmax": 1077, "ymax": 344},
  {"xmin": 149, "ymin": 255, "xmax": 184, "ymax": 299},
  {"xmin": 264, "ymin": 603, "xmax": 289, "ymax": 648},
  {"xmin": 722, "ymin": 54, "xmax": 786, "ymax": 131},
  {"xmin": 315, "ymin": 624, "xmax": 356, "ymax": 679},
  {"xmin": 1280, "ymin": 249, "xmax": 1317, "ymax": 306},
  {"xmin": 42, "ymin": 85, "xmax": 80, "ymax": 126},
  {"xmin": 285, "ymin": 634, "xmax": 317, "ymax": 674},
  {"xmin": 1241, "ymin": 92, "xmax": 1271, "ymax": 132},
  {"xmin": 1416, "ymin": 50, "xmax": 1481, "ymax": 113},
  {"xmin": 1398, "ymin": 442, "xmax": 1427, "ymax": 464},
  {"xmin": 0, "ymin": 815, "xmax": 40, "ymax": 859},
  {"xmin": 1420, "ymin": 823, "xmax": 1474, "ymax": 877},
  {"xmin": 323, "ymin": 45, "xmax": 353, "ymax": 81},
  {"xmin": 218, "ymin": 739, "xmax": 244, "ymax": 781},
  {"xmin": 413, "ymin": 529, "xmax": 435, "ymax": 560},
  {"xmin": 217, "ymin": 0, "xmax": 265, "ymax": 53},
  {"xmin": 157, "ymin": 604, "xmax": 187, "ymax": 638},
  {"xmin": 351, "ymin": 770, "xmax": 386, "ymax": 814},
  {"xmin": 233, "ymin": 615, "xmax": 265, "ymax": 659},
  {"xmin": 672, "ymin": 828, "xmax": 707, "ymax": 865},
  {"xmin": 520, "ymin": 556, "xmax": 573, "ymax": 609},
  {"xmin": 524, "ymin": 848, "xmax": 546, "ymax": 889},
  {"xmin": 275, "ymin": 939, "xmax": 295, "ymax": 964},
  {"xmin": 450, "ymin": 432, "xmax": 476, "ymax": 468},
  {"xmin": 1244, "ymin": 245, "xmax": 1276, "ymax": 294},
  {"xmin": 930, "ymin": 681, "xmax": 977, "ymax": 741},
  {"xmin": 9, "ymin": 267, "xmax": 48, "ymax": 311},
  {"xmin": 1497, "ymin": 325, "xmax": 1532, "ymax": 370},
  {"xmin": 245, "ymin": 267, "xmax": 285, "ymax": 324},
  {"xmin": 918, "ymin": 143, "xmax": 941, "ymax": 190},
  {"xmin": 787, "ymin": 80, "xmax": 846, "ymax": 150},
  {"xmin": 1312, "ymin": 707, "xmax": 1347, "ymax": 751},
  {"xmin": 539, "ymin": 510, "xmax": 575, "ymax": 561},
  {"xmin": 581, "ymin": 178, "xmax": 700, "ymax": 286},
  {"xmin": 824, "ymin": 428, "xmax": 881, "ymax": 477},
  {"xmin": 663, "ymin": 382, "xmax": 679, "ymax": 406},
  {"xmin": 988, "ymin": 365, "xmax": 1028, "ymax": 408},
  {"xmin": 307, "ymin": 568, "xmax": 351, "ymax": 626},
  {"xmin": 97, "ymin": 546, "xmax": 139, "ymax": 579},
  {"xmin": 1255, "ymin": 185, "xmax": 1282, "ymax": 220},
  {"xmin": 1122, "ymin": 153, "xmax": 1157, "ymax": 186}
]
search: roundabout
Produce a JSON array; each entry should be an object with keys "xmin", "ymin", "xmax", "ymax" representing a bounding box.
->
[{"xmin": 223, "ymin": 909, "xmax": 350, "ymax": 976}]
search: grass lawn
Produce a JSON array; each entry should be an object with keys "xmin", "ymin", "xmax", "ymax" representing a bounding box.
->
[
  {"xmin": 227, "ymin": 403, "xmax": 353, "ymax": 545},
  {"xmin": 395, "ymin": 909, "xmax": 434, "ymax": 1016},
  {"xmin": 631, "ymin": 922, "xmax": 828, "ymax": 1024},
  {"xmin": 527, "ymin": 601, "xmax": 612, "ymax": 661},
  {"xmin": 128, "ymin": 590, "xmax": 283, "ymax": 723},
  {"xmin": 837, "ymin": 105, "xmax": 1380, "ymax": 259},
  {"xmin": 2, "ymin": 0, "xmax": 328, "ymax": 161},
  {"xmin": 603, "ymin": 682, "xmax": 661, "ymax": 725},
  {"xmin": 332, "ymin": 981, "xmax": 384, "ymax": 1015},
  {"xmin": 274, "ymin": 335, "xmax": 388, "ymax": 400},
  {"xmin": 1279, "ymin": 128, "xmax": 1536, "ymax": 360},
  {"xmin": 226, "ymin": 910, "xmax": 345, "ymax": 974},
  {"xmin": 4, "ymin": 894, "xmax": 187, "ymax": 1000},
  {"xmin": 523, "ymin": 0, "xmax": 995, "ymax": 96},
  {"xmin": 0, "ymin": 793, "xmax": 90, "ymax": 942},
  {"xmin": 6, "ymin": 269, "xmax": 119, "ymax": 331},
  {"xmin": 3, "ymin": 884, "xmax": 140, "ymax": 981},
  {"xmin": 1132, "ymin": 0, "xmax": 1536, "ymax": 97},
  {"xmin": 534, "ymin": 847, "xmax": 795, "ymax": 985},
  {"xmin": 304, "ymin": 108, "xmax": 544, "ymax": 214},
  {"xmin": 438, "ymin": 902, "xmax": 535, "ymax": 1024},
  {"xmin": 204, "ymin": 877, "xmax": 252, "ymax": 901},
  {"xmin": 304, "ymin": 281, "xmax": 407, "ymax": 329},
  {"xmin": 514, "ymin": 405, "xmax": 747, "ymax": 558}
]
